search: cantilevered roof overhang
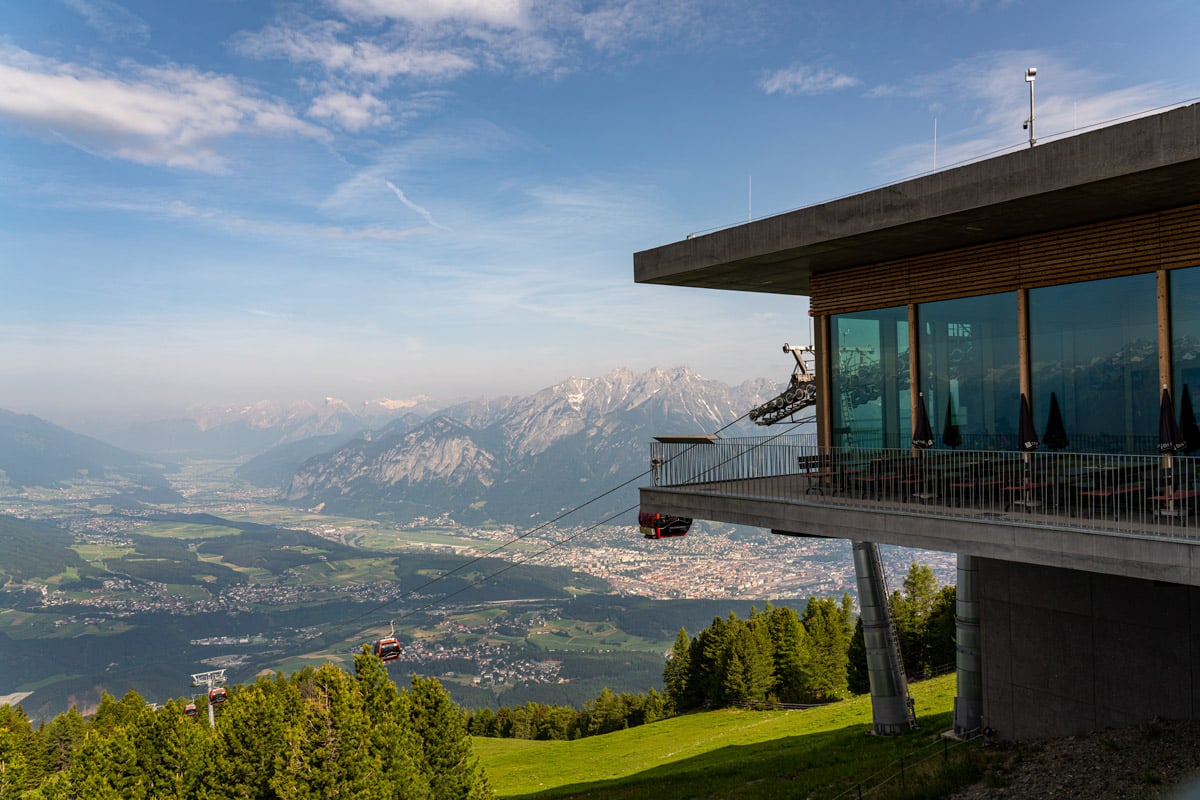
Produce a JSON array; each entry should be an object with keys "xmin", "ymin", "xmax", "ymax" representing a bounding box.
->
[{"xmin": 634, "ymin": 103, "xmax": 1200, "ymax": 296}]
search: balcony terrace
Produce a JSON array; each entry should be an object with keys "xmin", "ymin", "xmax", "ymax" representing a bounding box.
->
[{"xmin": 640, "ymin": 435, "xmax": 1200, "ymax": 587}]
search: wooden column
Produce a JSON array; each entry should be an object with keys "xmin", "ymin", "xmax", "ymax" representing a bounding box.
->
[
  {"xmin": 1158, "ymin": 269, "xmax": 1172, "ymax": 392},
  {"xmin": 814, "ymin": 311, "xmax": 832, "ymax": 448},
  {"xmin": 909, "ymin": 303, "xmax": 920, "ymax": 449},
  {"xmin": 1017, "ymin": 288, "xmax": 1031, "ymax": 400}
]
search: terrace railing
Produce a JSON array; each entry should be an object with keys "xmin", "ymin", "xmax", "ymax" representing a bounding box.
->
[{"xmin": 648, "ymin": 435, "xmax": 1200, "ymax": 541}]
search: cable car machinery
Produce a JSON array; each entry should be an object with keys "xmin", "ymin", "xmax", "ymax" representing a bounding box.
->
[
  {"xmin": 641, "ymin": 344, "xmax": 818, "ymax": 540},
  {"xmin": 748, "ymin": 343, "xmax": 817, "ymax": 426},
  {"xmin": 190, "ymin": 669, "xmax": 227, "ymax": 728}
]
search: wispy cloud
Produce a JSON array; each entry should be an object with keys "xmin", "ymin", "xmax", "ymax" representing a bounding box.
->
[
  {"xmin": 385, "ymin": 180, "xmax": 450, "ymax": 230},
  {"xmin": 329, "ymin": 0, "xmax": 529, "ymax": 28},
  {"xmin": 231, "ymin": 19, "xmax": 475, "ymax": 83},
  {"xmin": 26, "ymin": 187, "xmax": 435, "ymax": 244},
  {"xmin": 871, "ymin": 51, "xmax": 1196, "ymax": 178},
  {"xmin": 0, "ymin": 46, "xmax": 327, "ymax": 170},
  {"xmin": 63, "ymin": 0, "xmax": 150, "ymax": 45},
  {"xmin": 309, "ymin": 90, "xmax": 390, "ymax": 130},
  {"xmin": 238, "ymin": 0, "xmax": 757, "ymax": 94},
  {"xmin": 760, "ymin": 64, "xmax": 860, "ymax": 96}
]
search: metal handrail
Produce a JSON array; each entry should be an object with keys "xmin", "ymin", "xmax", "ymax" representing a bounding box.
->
[{"xmin": 648, "ymin": 438, "xmax": 1200, "ymax": 541}]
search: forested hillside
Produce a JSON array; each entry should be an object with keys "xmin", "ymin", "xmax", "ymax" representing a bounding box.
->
[
  {"xmin": 0, "ymin": 655, "xmax": 491, "ymax": 799},
  {"xmin": 465, "ymin": 564, "xmax": 955, "ymax": 743}
]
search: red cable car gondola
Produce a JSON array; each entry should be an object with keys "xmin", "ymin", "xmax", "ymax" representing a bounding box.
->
[
  {"xmin": 184, "ymin": 702, "xmax": 199, "ymax": 718},
  {"xmin": 372, "ymin": 637, "xmax": 402, "ymax": 662},
  {"xmin": 638, "ymin": 512, "xmax": 691, "ymax": 539},
  {"xmin": 208, "ymin": 687, "xmax": 227, "ymax": 705}
]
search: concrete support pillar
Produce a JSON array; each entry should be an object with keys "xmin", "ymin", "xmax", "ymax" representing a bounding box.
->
[
  {"xmin": 953, "ymin": 553, "xmax": 982, "ymax": 736},
  {"xmin": 852, "ymin": 540, "xmax": 916, "ymax": 734}
]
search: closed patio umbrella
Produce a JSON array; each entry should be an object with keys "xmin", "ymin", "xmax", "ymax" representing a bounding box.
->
[
  {"xmin": 1158, "ymin": 386, "xmax": 1185, "ymax": 454},
  {"xmin": 1043, "ymin": 392, "xmax": 1069, "ymax": 451},
  {"xmin": 1014, "ymin": 393, "xmax": 1040, "ymax": 508},
  {"xmin": 1181, "ymin": 384, "xmax": 1200, "ymax": 454},
  {"xmin": 912, "ymin": 393, "xmax": 935, "ymax": 449},
  {"xmin": 909, "ymin": 393, "xmax": 937, "ymax": 501},
  {"xmin": 1018, "ymin": 393, "xmax": 1038, "ymax": 453},
  {"xmin": 1159, "ymin": 386, "xmax": 1187, "ymax": 517},
  {"xmin": 942, "ymin": 395, "xmax": 962, "ymax": 448}
]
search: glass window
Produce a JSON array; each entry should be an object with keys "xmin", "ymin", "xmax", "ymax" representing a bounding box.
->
[
  {"xmin": 917, "ymin": 292, "xmax": 1019, "ymax": 450},
  {"xmin": 830, "ymin": 306, "xmax": 909, "ymax": 449},
  {"xmin": 1029, "ymin": 274, "xmax": 1158, "ymax": 453},
  {"xmin": 1170, "ymin": 266, "xmax": 1200, "ymax": 419}
]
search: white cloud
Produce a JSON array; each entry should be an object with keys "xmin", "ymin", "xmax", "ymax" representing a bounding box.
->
[
  {"xmin": 761, "ymin": 65, "xmax": 860, "ymax": 96},
  {"xmin": 872, "ymin": 51, "xmax": 1196, "ymax": 178},
  {"xmin": 328, "ymin": 0, "xmax": 529, "ymax": 28},
  {"xmin": 233, "ymin": 19, "xmax": 475, "ymax": 82},
  {"xmin": 309, "ymin": 90, "xmax": 390, "ymax": 130},
  {"xmin": 64, "ymin": 0, "xmax": 150, "ymax": 44},
  {"xmin": 0, "ymin": 47, "xmax": 327, "ymax": 170}
]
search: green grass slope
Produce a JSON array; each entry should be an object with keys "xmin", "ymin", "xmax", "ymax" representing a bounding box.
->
[{"xmin": 475, "ymin": 675, "xmax": 965, "ymax": 800}]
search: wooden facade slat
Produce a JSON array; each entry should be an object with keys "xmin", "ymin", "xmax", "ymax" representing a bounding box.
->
[{"xmin": 811, "ymin": 204, "xmax": 1200, "ymax": 315}]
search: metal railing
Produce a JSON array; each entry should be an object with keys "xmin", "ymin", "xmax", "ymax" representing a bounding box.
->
[{"xmin": 648, "ymin": 436, "xmax": 1200, "ymax": 541}]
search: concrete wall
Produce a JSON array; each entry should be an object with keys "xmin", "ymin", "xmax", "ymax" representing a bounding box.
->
[{"xmin": 979, "ymin": 557, "xmax": 1200, "ymax": 740}]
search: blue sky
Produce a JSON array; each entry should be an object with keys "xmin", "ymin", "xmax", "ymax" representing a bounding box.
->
[{"xmin": 3, "ymin": 0, "xmax": 1199, "ymax": 425}]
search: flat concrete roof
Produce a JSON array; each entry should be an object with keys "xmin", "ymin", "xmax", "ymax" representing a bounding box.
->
[{"xmin": 634, "ymin": 103, "xmax": 1200, "ymax": 296}]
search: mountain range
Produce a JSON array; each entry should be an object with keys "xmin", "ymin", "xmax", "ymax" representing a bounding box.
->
[
  {"xmin": 2, "ymin": 367, "xmax": 799, "ymax": 524},
  {"xmin": 278, "ymin": 367, "xmax": 783, "ymax": 524}
]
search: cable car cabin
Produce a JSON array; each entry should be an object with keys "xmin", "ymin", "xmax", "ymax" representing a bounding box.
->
[
  {"xmin": 638, "ymin": 512, "xmax": 691, "ymax": 539},
  {"xmin": 208, "ymin": 687, "xmax": 227, "ymax": 706},
  {"xmin": 373, "ymin": 637, "xmax": 402, "ymax": 662},
  {"xmin": 184, "ymin": 703, "xmax": 199, "ymax": 718}
]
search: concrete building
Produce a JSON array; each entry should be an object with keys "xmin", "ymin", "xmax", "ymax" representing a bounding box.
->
[{"xmin": 635, "ymin": 102, "xmax": 1200, "ymax": 740}]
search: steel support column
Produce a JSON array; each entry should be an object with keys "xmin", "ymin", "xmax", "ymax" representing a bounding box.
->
[
  {"xmin": 953, "ymin": 553, "xmax": 982, "ymax": 736},
  {"xmin": 852, "ymin": 540, "xmax": 917, "ymax": 734}
]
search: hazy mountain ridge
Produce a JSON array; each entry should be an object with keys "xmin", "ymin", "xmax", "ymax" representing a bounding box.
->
[
  {"xmin": 284, "ymin": 367, "xmax": 785, "ymax": 523},
  {"xmin": 102, "ymin": 396, "xmax": 437, "ymax": 458},
  {"xmin": 0, "ymin": 409, "xmax": 174, "ymax": 493}
]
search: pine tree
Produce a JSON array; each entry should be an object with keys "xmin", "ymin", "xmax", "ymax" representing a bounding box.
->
[
  {"xmin": 721, "ymin": 652, "xmax": 748, "ymax": 704},
  {"xmin": 688, "ymin": 615, "xmax": 731, "ymax": 708},
  {"xmin": 802, "ymin": 597, "xmax": 850, "ymax": 701},
  {"xmin": 39, "ymin": 707, "xmax": 86, "ymax": 775},
  {"xmin": 766, "ymin": 606, "xmax": 813, "ymax": 704},
  {"xmin": 846, "ymin": 616, "xmax": 870, "ymax": 695},
  {"xmin": 890, "ymin": 562, "xmax": 942, "ymax": 677},
  {"xmin": 662, "ymin": 628, "xmax": 692, "ymax": 711},
  {"xmin": 0, "ymin": 704, "xmax": 39, "ymax": 799},
  {"xmin": 926, "ymin": 585, "xmax": 958, "ymax": 670},
  {"xmin": 205, "ymin": 676, "xmax": 291, "ymax": 800},
  {"xmin": 731, "ymin": 618, "xmax": 775, "ymax": 704},
  {"xmin": 273, "ymin": 664, "xmax": 376, "ymax": 799},
  {"xmin": 407, "ymin": 675, "xmax": 492, "ymax": 800},
  {"xmin": 354, "ymin": 651, "xmax": 429, "ymax": 800}
]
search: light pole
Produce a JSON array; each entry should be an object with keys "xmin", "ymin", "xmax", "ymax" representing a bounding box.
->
[
  {"xmin": 190, "ymin": 669, "xmax": 226, "ymax": 729},
  {"xmin": 1024, "ymin": 67, "xmax": 1037, "ymax": 147}
]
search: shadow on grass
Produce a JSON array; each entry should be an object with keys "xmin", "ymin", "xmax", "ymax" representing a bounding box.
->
[{"xmin": 505, "ymin": 710, "xmax": 965, "ymax": 800}]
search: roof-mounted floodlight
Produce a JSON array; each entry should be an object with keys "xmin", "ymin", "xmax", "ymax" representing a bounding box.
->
[{"xmin": 1024, "ymin": 67, "xmax": 1037, "ymax": 147}]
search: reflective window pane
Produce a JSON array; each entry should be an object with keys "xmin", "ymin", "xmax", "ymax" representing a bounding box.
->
[
  {"xmin": 1029, "ymin": 274, "xmax": 1158, "ymax": 453},
  {"xmin": 830, "ymin": 307, "xmax": 909, "ymax": 449},
  {"xmin": 917, "ymin": 292, "xmax": 1018, "ymax": 450},
  {"xmin": 1170, "ymin": 266, "xmax": 1200, "ymax": 427}
]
